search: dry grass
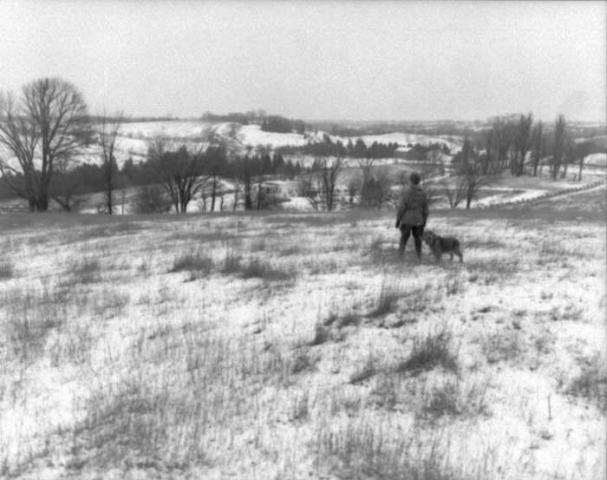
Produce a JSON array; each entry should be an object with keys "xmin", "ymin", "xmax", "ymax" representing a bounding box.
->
[
  {"xmin": 0, "ymin": 203, "xmax": 603, "ymax": 479},
  {"xmin": 564, "ymin": 353, "xmax": 607, "ymax": 411},
  {"xmin": 369, "ymin": 277, "xmax": 404, "ymax": 317},
  {"xmin": 418, "ymin": 376, "xmax": 490, "ymax": 420},
  {"xmin": 397, "ymin": 328, "xmax": 459, "ymax": 375},
  {"xmin": 0, "ymin": 260, "xmax": 13, "ymax": 280},
  {"xmin": 480, "ymin": 329, "xmax": 523, "ymax": 365},
  {"xmin": 240, "ymin": 258, "xmax": 297, "ymax": 283},
  {"xmin": 169, "ymin": 252, "xmax": 214, "ymax": 274},
  {"xmin": 67, "ymin": 258, "xmax": 102, "ymax": 284}
]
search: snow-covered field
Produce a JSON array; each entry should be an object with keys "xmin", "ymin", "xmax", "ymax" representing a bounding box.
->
[{"xmin": 0, "ymin": 189, "xmax": 604, "ymax": 479}]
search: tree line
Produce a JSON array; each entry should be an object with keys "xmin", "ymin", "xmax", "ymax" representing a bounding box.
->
[
  {"xmin": 436, "ymin": 113, "xmax": 601, "ymax": 209},
  {"xmin": 278, "ymin": 135, "xmax": 399, "ymax": 159},
  {"xmin": 201, "ymin": 110, "xmax": 307, "ymax": 135},
  {"xmin": 0, "ymin": 77, "xmax": 603, "ymax": 214}
]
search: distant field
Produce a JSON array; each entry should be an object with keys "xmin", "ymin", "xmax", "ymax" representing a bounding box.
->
[{"xmin": 0, "ymin": 192, "xmax": 604, "ymax": 479}]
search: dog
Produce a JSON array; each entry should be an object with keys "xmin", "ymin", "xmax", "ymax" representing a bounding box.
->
[{"xmin": 422, "ymin": 229, "xmax": 463, "ymax": 263}]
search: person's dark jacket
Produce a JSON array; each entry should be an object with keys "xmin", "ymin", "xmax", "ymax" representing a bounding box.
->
[{"xmin": 395, "ymin": 185, "xmax": 429, "ymax": 227}]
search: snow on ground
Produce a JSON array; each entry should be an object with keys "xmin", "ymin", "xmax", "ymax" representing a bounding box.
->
[
  {"xmin": 237, "ymin": 124, "xmax": 308, "ymax": 149},
  {"xmin": 585, "ymin": 152, "xmax": 607, "ymax": 167},
  {"xmin": 474, "ymin": 188, "xmax": 548, "ymax": 207},
  {"xmin": 279, "ymin": 196, "xmax": 316, "ymax": 211},
  {"xmin": 0, "ymin": 192, "xmax": 604, "ymax": 479},
  {"xmin": 360, "ymin": 132, "xmax": 462, "ymax": 151},
  {"xmin": 118, "ymin": 120, "xmax": 209, "ymax": 139}
]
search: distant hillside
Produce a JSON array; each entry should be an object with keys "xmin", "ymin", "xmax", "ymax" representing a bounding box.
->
[{"xmin": 81, "ymin": 120, "xmax": 466, "ymax": 168}]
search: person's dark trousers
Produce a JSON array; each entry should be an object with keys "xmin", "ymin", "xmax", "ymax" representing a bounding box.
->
[{"xmin": 399, "ymin": 224, "xmax": 424, "ymax": 259}]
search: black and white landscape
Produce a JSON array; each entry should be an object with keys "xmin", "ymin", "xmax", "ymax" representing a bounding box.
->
[{"xmin": 0, "ymin": 2, "xmax": 605, "ymax": 479}]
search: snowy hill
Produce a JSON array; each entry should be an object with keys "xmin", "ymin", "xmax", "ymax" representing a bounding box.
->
[{"xmin": 81, "ymin": 120, "xmax": 464, "ymax": 168}]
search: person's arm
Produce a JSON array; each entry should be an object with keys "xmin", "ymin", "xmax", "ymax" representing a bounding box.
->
[
  {"xmin": 395, "ymin": 197, "xmax": 407, "ymax": 228},
  {"xmin": 422, "ymin": 193, "xmax": 429, "ymax": 225}
]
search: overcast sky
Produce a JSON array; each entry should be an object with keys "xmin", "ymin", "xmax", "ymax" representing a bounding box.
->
[{"xmin": 0, "ymin": 1, "xmax": 605, "ymax": 122}]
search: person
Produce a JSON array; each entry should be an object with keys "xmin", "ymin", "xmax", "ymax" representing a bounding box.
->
[{"xmin": 395, "ymin": 172, "xmax": 429, "ymax": 260}]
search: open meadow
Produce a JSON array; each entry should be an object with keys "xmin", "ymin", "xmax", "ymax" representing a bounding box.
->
[{"xmin": 0, "ymin": 187, "xmax": 605, "ymax": 480}]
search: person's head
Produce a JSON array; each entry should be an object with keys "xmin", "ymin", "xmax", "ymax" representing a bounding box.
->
[{"xmin": 409, "ymin": 172, "xmax": 421, "ymax": 186}]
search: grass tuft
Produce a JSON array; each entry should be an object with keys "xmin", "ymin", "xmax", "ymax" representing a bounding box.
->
[
  {"xmin": 169, "ymin": 252, "xmax": 213, "ymax": 274},
  {"xmin": 397, "ymin": 328, "xmax": 459, "ymax": 375},
  {"xmin": 69, "ymin": 258, "xmax": 102, "ymax": 284},
  {"xmin": 419, "ymin": 376, "xmax": 490, "ymax": 420},
  {"xmin": 369, "ymin": 278, "xmax": 403, "ymax": 317},
  {"xmin": 0, "ymin": 260, "xmax": 13, "ymax": 280},
  {"xmin": 564, "ymin": 353, "xmax": 607, "ymax": 411},
  {"xmin": 349, "ymin": 354, "xmax": 379, "ymax": 384},
  {"xmin": 240, "ymin": 258, "xmax": 297, "ymax": 282},
  {"xmin": 481, "ymin": 330, "xmax": 522, "ymax": 364}
]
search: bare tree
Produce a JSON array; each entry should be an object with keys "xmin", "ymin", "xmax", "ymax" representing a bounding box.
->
[
  {"xmin": 347, "ymin": 176, "xmax": 361, "ymax": 205},
  {"xmin": 453, "ymin": 138, "xmax": 489, "ymax": 209},
  {"xmin": 561, "ymin": 138, "xmax": 575, "ymax": 179},
  {"xmin": 575, "ymin": 141, "xmax": 592, "ymax": 182},
  {"xmin": 480, "ymin": 128, "xmax": 494, "ymax": 175},
  {"xmin": 204, "ymin": 145, "xmax": 228, "ymax": 212},
  {"xmin": 360, "ymin": 166, "xmax": 393, "ymax": 208},
  {"xmin": 357, "ymin": 157, "xmax": 376, "ymax": 206},
  {"xmin": 440, "ymin": 176, "xmax": 467, "ymax": 209},
  {"xmin": 530, "ymin": 121, "xmax": 544, "ymax": 177},
  {"xmin": 0, "ymin": 77, "xmax": 91, "ymax": 211},
  {"xmin": 489, "ymin": 117, "xmax": 510, "ymax": 171},
  {"xmin": 234, "ymin": 151, "xmax": 254, "ymax": 210},
  {"xmin": 319, "ymin": 157, "xmax": 342, "ymax": 211},
  {"xmin": 513, "ymin": 113, "xmax": 533, "ymax": 176},
  {"xmin": 551, "ymin": 114, "xmax": 567, "ymax": 180},
  {"xmin": 298, "ymin": 172, "xmax": 320, "ymax": 211},
  {"xmin": 49, "ymin": 158, "xmax": 85, "ymax": 211},
  {"xmin": 147, "ymin": 140, "xmax": 205, "ymax": 213},
  {"xmin": 98, "ymin": 112, "xmax": 123, "ymax": 214}
]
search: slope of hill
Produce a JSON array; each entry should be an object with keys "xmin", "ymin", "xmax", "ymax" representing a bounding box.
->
[
  {"xmin": 81, "ymin": 120, "xmax": 465, "ymax": 168},
  {"xmin": 0, "ymin": 195, "xmax": 604, "ymax": 479}
]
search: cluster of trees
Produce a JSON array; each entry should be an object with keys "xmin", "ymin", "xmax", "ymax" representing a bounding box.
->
[
  {"xmin": 201, "ymin": 111, "xmax": 262, "ymax": 125},
  {"xmin": 401, "ymin": 142, "xmax": 451, "ymax": 161},
  {"xmin": 1, "ymin": 77, "xmax": 602, "ymax": 215},
  {"xmin": 260, "ymin": 115, "xmax": 306, "ymax": 134},
  {"xmin": 279, "ymin": 136, "xmax": 399, "ymax": 159},
  {"xmin": 141, "ymin": 143, "xmax": 305, "ymax": 213},
  {"xmin": 309, "ymin": 120, "xmax": 477, "ymax": 138},
  {"xmin": 0, "ymin": 77, "xmax": 311, "ymax": 213},
  {"xmin": 200, "ymin": 110, "xmax": 307, "ymax": 135},
  {"xmin": 299, "ymin": 156, "xmax": 399, "ymax": 213},
  {"xmin": 435, "ymin": 112, "xmax": 600, "ymax": 209},
  {"xmin": 0, "ymin": 78, "xmax": 91, "ymax": 211},
  {"xmin": 473, "ymin": 113, "xmax": 595, "ymax": 181}
]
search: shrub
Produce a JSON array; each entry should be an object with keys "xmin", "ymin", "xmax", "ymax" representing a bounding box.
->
[
  {"xmin": 240, "ymin": 258, "xmax": 296, "ymax": 282},
  {"xmin": 349, "ymin": 354, "xmax": 379, "ymax": 384},
  {"xmin": 221, "ymin": 246, "xmax": 241, "ymax": 274},
  {"xmin": 397, "ymin": 328, "xmax": 459, "ymax": 374},
  {"xmin": 0, "ymin": 261, "xmax": 13, "ymax": 280},
  {"xmin": 315, "ymin": 416, "xmax": 479, "ymax": 480},
  {"xmin": 290, "ymin": 348, "xmax": 315, "ymax": 374},
  {"xmin": 133, "ymin": 185, "xmax": 172, "ymax": 214},
  {"xmin": 310, "ymin": 321, "xmax": 330, "ymax": 346},
  {"xmin": 565, "ymin": 354, "xmax": 607, "ymax": 410},
  {"xmin": 419, "ymin": 377, "xmax": 490, "ymax": 420},
  {"xmin": 369, "ymin": 278, "xmax": 402, "ymax": 317},
  {"xmin": 69, "ymin": 259, "xmax": 102, "ymax": 284},
  {"xmin": 481, "ymin": 330, "xmax": 522, "ymax": 364},
  {"xmin": 169, "ymin": 252, "xmax": 213, "ymax": 274}
]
